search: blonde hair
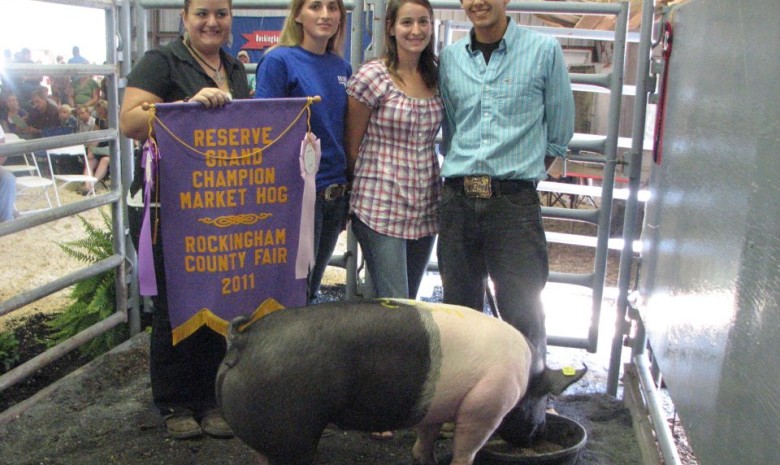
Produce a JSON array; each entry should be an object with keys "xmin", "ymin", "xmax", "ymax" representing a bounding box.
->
[{"xmin": 271, "ymin": 0, "xmax": 347, "ymax": 56}]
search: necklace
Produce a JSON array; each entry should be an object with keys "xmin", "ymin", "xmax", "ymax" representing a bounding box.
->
[{"xmin": 185, "ymin": 39, "xmax": 225, "ymax": 87}]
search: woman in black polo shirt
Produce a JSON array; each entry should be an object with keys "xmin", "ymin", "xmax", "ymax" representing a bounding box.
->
[{"xmin": 119, "ymin": 0, "xmax": 249, "ymax": 441}]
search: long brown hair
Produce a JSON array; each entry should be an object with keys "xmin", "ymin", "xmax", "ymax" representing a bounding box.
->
[
  {"xmin": 271, "ymin": 0, "xmax": 347, "ymax": 56},
  {"xmin": 383, "ymin": 0, "xmax": 438, "ymax": 89}
]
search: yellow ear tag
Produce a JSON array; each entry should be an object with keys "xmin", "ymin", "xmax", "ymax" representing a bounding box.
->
[{"xmin": 562, "ymin": 366, "xmax": 577, "ymax": 376}]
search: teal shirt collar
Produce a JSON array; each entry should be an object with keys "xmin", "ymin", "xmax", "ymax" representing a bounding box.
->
[{"xmin": 465, "ymin": 17, "xmax": 519, "ymax": 55}]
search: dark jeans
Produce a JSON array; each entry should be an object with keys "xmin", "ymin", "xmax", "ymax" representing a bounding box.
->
[
  {"xmin": 351, "ymin": 215, "xmax": 436, "ymax": 299},
  {"xmin": 436, "ymin": 182, "xmax": 549, "ymax": 358},
  {"xmin": 309, "ymin": 193, "xmax": 349, "ymax": 302},
  {"xmin": 129, "ymin": 205, "xmax": 226, "ymax": 417}
]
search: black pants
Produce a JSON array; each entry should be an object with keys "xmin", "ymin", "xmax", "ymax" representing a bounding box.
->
[{"xmin": 129, "ymin": 205, "xmax": 226, "ymax": 417}]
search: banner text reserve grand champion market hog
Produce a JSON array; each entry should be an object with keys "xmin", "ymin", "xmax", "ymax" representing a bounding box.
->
[{"xmin": 216, "ymin": 299, "xmax": 586, "ymax": 465}]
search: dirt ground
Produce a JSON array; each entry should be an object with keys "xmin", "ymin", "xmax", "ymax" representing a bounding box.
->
[
  {"xmin": 1, "ymin": 187, "xmax": 657, "ymax": 465},
  {"xmin": 0, "ymin": 186, "xmax": 111, "ymax": 330}
]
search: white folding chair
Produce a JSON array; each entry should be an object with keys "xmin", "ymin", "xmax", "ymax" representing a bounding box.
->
[
  {"xmin": 2, "ymin": 133, "xmax": 37, "ymax": 175},
  {"xmin": 46, "ymin": 144, "xmax": 98, "ymax": 206},
  {"xmin": 2, "ymin": 133, "xmax": 56, "ymax": 212}
]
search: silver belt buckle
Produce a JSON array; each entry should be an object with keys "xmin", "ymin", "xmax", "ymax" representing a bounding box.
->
[
  {"xmin": 323, "ymin": 184, "xmax": 344, "ymax": 201},
  {"xmin": 463, "ymin": 175, "xmax": 492, "ymax": 198}
]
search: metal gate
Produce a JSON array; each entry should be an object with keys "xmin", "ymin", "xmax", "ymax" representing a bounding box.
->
[{"xmin": 0, "ymin": 0, "xmax": 130, "ymax": 423}]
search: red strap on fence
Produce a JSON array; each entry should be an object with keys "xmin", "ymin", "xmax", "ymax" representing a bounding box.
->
[{"xmin": 652, "ymin": 21, "xmax": 674, "ymax": 165}]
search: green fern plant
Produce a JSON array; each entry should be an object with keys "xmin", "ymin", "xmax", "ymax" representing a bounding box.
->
[
  {"xmin": 0, "ymin": 330, "xmax": 20, "ymax": 373},
  {"xmin": 47, "ymin": 209, "xmax": 128, "ymax": 358}
]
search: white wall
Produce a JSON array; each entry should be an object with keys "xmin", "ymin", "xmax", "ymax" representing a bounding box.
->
[{"xmin": 1, "ymin": 1, "xmax": 107, "ymax": 65}]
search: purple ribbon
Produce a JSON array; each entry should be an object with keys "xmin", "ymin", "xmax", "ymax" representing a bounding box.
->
[{"xmin": 138, "ymin": 140, "xmax": 159, "ymax": 296}]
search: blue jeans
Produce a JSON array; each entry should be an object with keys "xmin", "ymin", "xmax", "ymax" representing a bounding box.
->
[
  {"xmin": 351, "ymin": 215, "xmax": 436, "ymax": 299},
  {"xmin": 309, "ymin": 194, "xmax": 349, "ymax": 302},
  {"xmin": 436, "ymin": 182, "xmax": 549, "ymax": 357},
  {"xmin": 0, "ymin": 168, "xmax": 16, "ymax": 222}
]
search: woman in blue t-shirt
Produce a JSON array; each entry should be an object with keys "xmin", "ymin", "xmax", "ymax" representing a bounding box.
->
[{"xmin": 255, "ymin": 0, "xmax": 352, "ymax": 302}]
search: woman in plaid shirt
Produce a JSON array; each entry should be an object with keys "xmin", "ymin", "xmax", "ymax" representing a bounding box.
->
[{"xmin": 345, "ymin": 0, "xmax": 442, "ymax": 302}]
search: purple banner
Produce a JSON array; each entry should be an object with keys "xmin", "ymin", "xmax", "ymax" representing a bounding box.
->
[{"xmin": 151, "ymin": 98, "xmax": 313, "ymax": 344}]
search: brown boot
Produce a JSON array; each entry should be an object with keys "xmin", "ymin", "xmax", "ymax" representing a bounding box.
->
[
  {"xmin": 164, "ymin": 411, "xmax": 203, "ymax": 439},
  {"xmin": 200, "ymin": 409, "xmax": 234, "ymax": 439}
]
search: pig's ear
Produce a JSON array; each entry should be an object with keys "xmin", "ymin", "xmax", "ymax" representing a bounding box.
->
[{"xmin": 541, "ymin": 364, "xmax": 588, "ymax": 396}]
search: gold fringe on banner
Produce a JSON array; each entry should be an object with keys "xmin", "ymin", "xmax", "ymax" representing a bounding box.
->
[{"xmin": 171, "ymin": 297, "xmax": 286, "ymax": 345}]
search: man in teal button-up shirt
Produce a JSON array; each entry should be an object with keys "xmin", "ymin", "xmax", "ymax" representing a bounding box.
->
[{"xmin": 437, "ymin": 0, "xmax": 574, "ymax": 446}]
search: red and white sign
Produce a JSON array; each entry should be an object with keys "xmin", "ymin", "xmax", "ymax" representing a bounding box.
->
[{"xmin": 241, "ymin": 30, "xmax": 281, "ymax": 50}]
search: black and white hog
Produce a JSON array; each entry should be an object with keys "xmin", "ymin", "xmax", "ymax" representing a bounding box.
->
[{"xmin": 216, "ymin": 298, "xmax": 585, "ymax": 465}]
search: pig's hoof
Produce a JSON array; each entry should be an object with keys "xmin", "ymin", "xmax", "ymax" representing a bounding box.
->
[{"xmin": 370, "ymin": 431, "xmax": 394, "ymax": 440}]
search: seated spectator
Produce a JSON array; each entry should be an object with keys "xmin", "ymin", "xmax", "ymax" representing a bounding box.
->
[
  {"xmin": 92, "ymin": 99, "xmax": 109, "ymax": 130},
  {"xmin": 98, "ymin": 67, "xmax": 110, "ymax": 101},
  {"xmin": 27, "ymin": 87, "xmax": 60, "ymax": 137},
  {"xmin": 68, "ymin": 75, "xmax": 100, "ymax": 110},
  {"xmin": 0, "ymin": 126, "xmax": 17, "ymax": 222},
  {"xmin": 99, "ymin": 76, "xmax": 107, "ymax": 101},
  {"xmin": 58, "ymin": 104, "xmax": 78, "ymax": 133},
  {"xmin": 75, "ymin": 104, "xmax": 95, "ymax": 133},
  {"xmin": 11, "ymin": 48, "xmax": 42, "ymax": 111},
  {"xmin": 80, "ymin": 102, "xmax": 109, "ymax": 194},
  {"xmin": 4, "ymin": 92, "xmax": 33, "ymax": 138},
  {"xmin": 0, "ymin": 91, "xmax": 7, "ymax": 128},
  {"xmin": 49, "ymin": 55, "xmax": 70, "ymax": 105},
  {"xmin": 82, "ymin": 146, "xmax": 110, "ymax": 195}
]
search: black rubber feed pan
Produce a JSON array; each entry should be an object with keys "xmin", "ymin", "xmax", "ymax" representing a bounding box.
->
[{"xmin": 475, "ymin": 413, "xmax": 587, "ymax": 465}]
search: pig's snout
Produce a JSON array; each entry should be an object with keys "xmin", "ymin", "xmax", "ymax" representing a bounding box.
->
[
  {"xmin": 496, "ymin": 401, "xmax": 547, "ymax": 447},
  {"xmin": 497, "ymin": 364, "xmax": 588, "ymax": 447}
]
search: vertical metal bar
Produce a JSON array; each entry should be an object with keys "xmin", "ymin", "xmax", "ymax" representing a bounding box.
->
[
  {"xmin": 106, "ymin": 1, "xmax": 132, "ymax": 341},
  {"xmin": 344, "ymin": 1, "xmax": 364, "ymax": 300},
  {"xmin": 366, "ymin": 0, "xmax": 387, "ymax": 60},
  {"xmin": 350, "ymin": 0, "xmax": 365, "ymax": 68},
  {"xmin": 607, "ymin": 0, "xmax": 656, "ymax": 396},
  {"xmin": 444, "ymin": 19, "xmax": 453, "ymax": 46},
  {"xmin": 104, "ymin": 3, "xmax": 134, "ymax": 336},
  {"xmin": 120, "ymin": 0, "xmax": 142, "ymax": 335},
  {"xmin": 119, "ymin": 1, "xmax": 136, "ymax": 191},
  {"xmin": 586, "ymin": 1, "xmax": 629, "ymax": 352},
  {"xmin": 135, "ymin": 0, "xmax": 150, "ymax": 65},
  {"xmin": 634, "ymin": 353, "xmax": 684, "ymax": 465}
]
